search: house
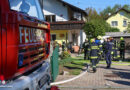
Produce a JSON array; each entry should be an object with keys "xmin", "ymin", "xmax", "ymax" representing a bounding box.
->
[
  {"xmin": 40, "ymin": 0, "xmax": 87, "ymax": 46},
  {"xmin": 106, "ymin": 8, "xmax": 130, "ymax": 32}
]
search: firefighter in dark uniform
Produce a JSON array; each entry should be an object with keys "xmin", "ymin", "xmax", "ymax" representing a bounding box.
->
[
  {"xmin": 89, "ymin": 38, "xmax": 99, "ymax": 72},
  {"xmin": 105, "ymin": 38, "xmax": 113, "ymax": 68},
  {"xmin": 97, "ymin": 36, "xmax": 103, "ymax": 61},
  {"xmin": 119, "ymin": 37, "xmax": 125, "ymax": 61},
  {"xmin": 110, "ymin": 37, "xmax": 115, "ymax": 60},
  {"xmin": 103, "ymin": 38, "xmax": 107, "ymax": 59},
  {"xmin": 113, "ymin": 40, "xmax": 118, "ymax": 60},
  {"xmin": 83, "ymin": 38, "xmax": 89, "ymax": 60}
]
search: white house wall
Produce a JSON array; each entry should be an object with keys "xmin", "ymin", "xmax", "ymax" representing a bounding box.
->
[
  {"xmin": 43, "ymin": 0, "xmax": 69, "ymax": 21},
  {"xmin": 83, "ymin": 31, "xmax": 86, "ymax": 43}
]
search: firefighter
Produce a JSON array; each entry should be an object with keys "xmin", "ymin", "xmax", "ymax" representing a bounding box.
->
[
  {"xmin": 95, "ymin": 36, "xmax": 103, "ymax": 63},
  {"xmin": 83, "ymin": 38, "xmax": 89, "ymax": 60},
  {"xmin": 113, "ymin": 40, "xmax": 118, "ymax": 60},
  {"xmin": 62, "ymin": 41, "xmax": 66, "ymax": 51},
  {"xmin": 103, "ymin": 38, "xmax": 107, "ymax": 59},
  {"xmin": 119, "ymin": 37, "xmax": 125, "ymax": 61},
  {"xmin": 89, "ymin": 38, "xmax": 99, "ymax": 72},
  {"xmin": 105, "ymin": 38, "xmax": 113, "ymax": 68},
  {"xmin": 110, "ymin": 37, "xmax": 115, "ymax": 60}
]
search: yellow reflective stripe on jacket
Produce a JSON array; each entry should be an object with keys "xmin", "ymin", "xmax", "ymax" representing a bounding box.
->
[
  {"xmin": 91, "ymin": 46, "xmax": 99, "ymax": 49},
  {"xmin": 99, "ymin": 45, "xmax": 102, "ymax": 47},
  {"xmin": 111, "ymin": 51, "xmax": 114, "ymax": 54},
  {"xmin": 88, "ymin": 49, "xmax": 91, "ymax": 51},
  {"xmin": 90, "ymin": 56, "xmax": 98, "ymax": 59}
]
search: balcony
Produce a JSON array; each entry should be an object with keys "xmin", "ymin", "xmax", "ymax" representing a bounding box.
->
[{"xmin": 50, "ymin": 21, "xmax": 85, "ymax": 30}]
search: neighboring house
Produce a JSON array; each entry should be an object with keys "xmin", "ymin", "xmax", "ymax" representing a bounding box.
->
[
  {"xmin": 106, "ymin": 8, "xmax": 130, "ymax": 32},
  {"xmin": 40, "ymin": 0, "xmax": 87, "ymax": 46}
]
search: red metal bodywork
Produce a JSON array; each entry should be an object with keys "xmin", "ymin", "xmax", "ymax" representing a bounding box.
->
[{"xmin": 0, "ymin": 0, "xmax": 50, "ymax": 80}]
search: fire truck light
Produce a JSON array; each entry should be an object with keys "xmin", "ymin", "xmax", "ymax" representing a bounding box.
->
[{"xmin": 18, "ymin": 54, "xmax": 24, "ymax": 67}]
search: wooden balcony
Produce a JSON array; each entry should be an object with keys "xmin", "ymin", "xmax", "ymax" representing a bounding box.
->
[{"xmin": 50, "ymin": 21, "xmax": 85, "ymax": 30}]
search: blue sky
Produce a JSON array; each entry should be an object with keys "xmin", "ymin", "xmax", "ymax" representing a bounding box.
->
[{"xmin": 63, "ymin": 0, "xmax": 130, "ymax": 12}]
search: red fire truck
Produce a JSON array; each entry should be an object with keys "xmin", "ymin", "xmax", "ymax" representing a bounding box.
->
[{"xmin": 0, "ymin": 0, "xmax": 58, "ymax": 90}]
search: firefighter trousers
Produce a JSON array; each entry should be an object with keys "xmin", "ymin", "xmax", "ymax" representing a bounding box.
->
[
  {"xmin": 105, "ymin": 52, "xmax": 112, "ymax": 67},
  {"xmin": 91, "ymin": 59, "xmax": 97, "ymax": 68},
  {"xmin": 120, "ymin": 50, "xmax": 125, "ymax": 60}
]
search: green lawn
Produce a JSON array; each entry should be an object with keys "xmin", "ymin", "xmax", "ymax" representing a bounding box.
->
[
  {"xmin": 59, "ymin": 57, "xmax": 87, "ymax": 75},
  {"xmin": 59, "ymin": 56, "xmax": 130, "ymax": 75}
]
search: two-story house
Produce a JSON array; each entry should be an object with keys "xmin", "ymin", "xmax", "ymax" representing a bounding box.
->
[
  {"xmin": 106, "ymin": 8, "xmax": 130, "ymax": 32},
  {"xmin": 40, "ymin": 0, "xmax": 87, "ymax": 46}
]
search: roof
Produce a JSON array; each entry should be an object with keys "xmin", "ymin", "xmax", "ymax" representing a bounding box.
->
[
  {"xmin": 58, "ymin": 0, "xmax": 87, "ymax": 16},
  {"xmin": 105, "ymin": 32, "xmax": 130, "ymax": 37},
  {"xmin": 105, "ymin": 8, "xmax": 130, "ymax": 20}
]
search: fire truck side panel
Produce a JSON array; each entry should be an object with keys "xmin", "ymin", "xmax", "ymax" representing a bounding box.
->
[
  {"xmin": 0, "ymin": 4, "xmax": 2, "ymax": 76},
  {"xmin": 6, "ymin": 24, "xmax": 19, "ymax": 79}
]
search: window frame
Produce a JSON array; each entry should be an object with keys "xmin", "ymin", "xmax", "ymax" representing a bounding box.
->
[
  {"xmin": 111, "ymin": 21, "xmax": 118, "ymax": 26},
  {"xmin": 45, "ymin": 15, "xmax": 56, "ymax": 22}
]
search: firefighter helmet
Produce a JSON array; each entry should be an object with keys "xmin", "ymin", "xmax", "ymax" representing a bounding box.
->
[
  {"xmin": 97, "ymin": 36, "xmax": 102, "ymax": 40},
  {"xmin": 90, "ymin": 38, "xmax": 95, "ymax": 43},
  {"xmin": 120, "ymin": 37, "xmax": 124, "ymax": 40}
]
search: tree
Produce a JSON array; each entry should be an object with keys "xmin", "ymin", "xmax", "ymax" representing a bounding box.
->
[
  {"xmin": 84, "ymin": 8, "xmax": 106, "ymax": 38},
  {"xmin": 84, "ymin": 19, "xmax": 106, "ymax": 38},
  {"xmin": 85, "ymin": 8, "xmax": 102, "ymax": 22},
  {"xmin": 127, "ymin": 23, "xmax": 130, "ymax": 33}
]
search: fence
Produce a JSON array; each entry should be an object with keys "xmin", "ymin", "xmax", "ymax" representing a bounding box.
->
[{"xmin": 51, "ymin": 46, "xmax": 59, "ymax": 82}]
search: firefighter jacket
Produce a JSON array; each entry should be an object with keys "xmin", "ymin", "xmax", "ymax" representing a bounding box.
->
[
  {"xmin": 83, "ymin": 41, "xmax": 89, "ymax": 51},
  {"xmin": 89, "ymin": 42, "xmax": 99, "ymax": 59},
  {"xmin": 98, "ymin": 42, "xmax": 103, "ymax": 54},
  {"xmin": 114, "ymin": 40, "xmax": 118, "ymax": 50},
  {"xmin": 105, "ymin": 41, "xmax": 113, "ymax": 54},
  {"xmin": 111, "ymin": 40, "xmax": 115, "ymax": 54},
  {"xmin": 120, "ymin": 40, "xmax": 125, "ymax": 50}
]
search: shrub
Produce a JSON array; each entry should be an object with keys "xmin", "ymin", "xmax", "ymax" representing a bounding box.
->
[{"xmin": 60, "ymin": 51, "xmax": 71, "ymax": 59}]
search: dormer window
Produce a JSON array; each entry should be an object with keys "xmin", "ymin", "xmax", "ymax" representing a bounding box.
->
[{"xmin": 120, "ymin": 12, "xmax": 124, "ymax": 16}]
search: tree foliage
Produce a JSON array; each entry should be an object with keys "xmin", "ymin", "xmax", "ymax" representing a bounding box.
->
[
  {"xmin": 84, "ymin": 21, "xmax": 105, "ymax": 38},
  {"xmin": 106, "ymin": 27, "xmax": 120, "ymax": 32},
  {"xmin": 127, "ymin": 23, "xmax": 130, "ymax": 33}
]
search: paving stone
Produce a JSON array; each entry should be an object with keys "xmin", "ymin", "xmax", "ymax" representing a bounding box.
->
[{"xmin": 55, "ymin": 64, "xmax": 130, "ymax": 90}]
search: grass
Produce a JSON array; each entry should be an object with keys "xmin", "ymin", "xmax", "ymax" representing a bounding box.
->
[
  {"xmin": 59, "ymin": 56, "xmax": 130, "ymax": 75},
  {"xmin": 59, "ymin": 57, "xmax": 87, "ymax": 75}
]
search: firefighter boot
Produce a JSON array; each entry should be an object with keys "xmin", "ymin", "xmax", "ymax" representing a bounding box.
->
[{"xmin": 93, "ymin": 66, "xmax": 96, "ymax": 73}]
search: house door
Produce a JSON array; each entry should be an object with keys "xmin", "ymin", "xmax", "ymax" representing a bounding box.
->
[{"xmin": 72, "ymin": 33, "xmax": 77, "ymax": 45}]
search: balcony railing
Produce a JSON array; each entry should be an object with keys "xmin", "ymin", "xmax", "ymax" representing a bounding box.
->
[{"xmin": 50, "ymin": 21, "xmax": 85, "ymax": 30}]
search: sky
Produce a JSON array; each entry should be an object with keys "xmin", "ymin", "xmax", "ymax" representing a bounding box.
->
[{"xmin": 63, "ymin": 0, "xmax": 130, "ymax": 12}]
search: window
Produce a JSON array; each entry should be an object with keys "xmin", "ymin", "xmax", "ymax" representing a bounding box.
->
[
  {"xmin": 123, "ymin": 20, "xmax": 127, "ymax": 27},
  {"xmin": 111, "ymin": 21, "xmax": 118, "ymax": 26},
  {"xmin": 9, "ymin": 0, "xmax": 44, "ymax": 20},
  {"xmin": 45, "ymin": 15, "xmax": 56, "ymax": 22},
  {"xmin": 73, "ymin": 12, "xmax": 82, "ymax": 21},
  {"xmin": 51, "ymin": 34, "xmax": 56, "ymax": 41}
]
